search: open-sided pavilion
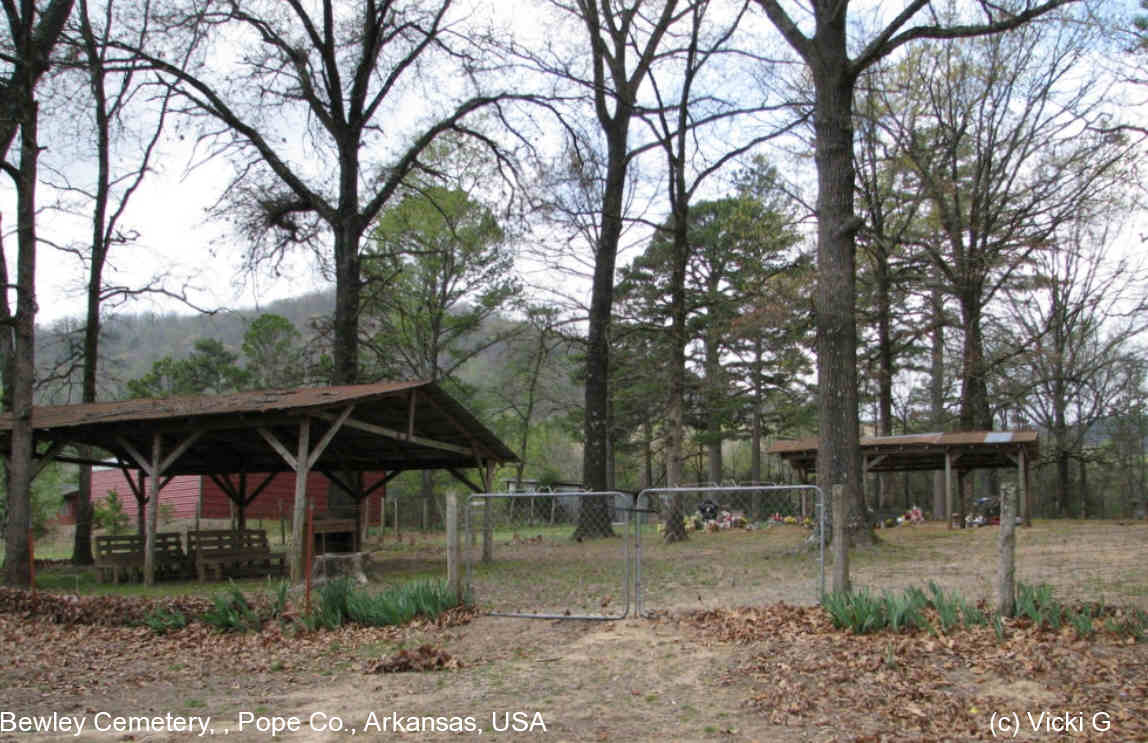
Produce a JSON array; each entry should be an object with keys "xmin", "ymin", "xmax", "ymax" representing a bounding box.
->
[
  {"xmin": 0, "ymin": 380, "xmax": 517, "ymax": 582},
  {"xmin": 768, "ymin": 431, "xmax": 1039, "ymax": 526}
]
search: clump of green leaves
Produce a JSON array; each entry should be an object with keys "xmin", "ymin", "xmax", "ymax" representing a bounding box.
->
[
  {"xmin": 143, "ymin": 606, "xmax": 188, "ymax": 635},
  {"xmin": 1104, "ymin": 608, "xmax": 1147, "ymax": 641},
  {"xmin": 884, "ymin": 589, "xmax": 926, "ymax": 633},
  {"xmin": 927, "ymin": 581, "xmax": 961, "ymax": 633},
  {"xmin": 1067, "ymin": 608, "xmax": 1094, "ymax": 639},
  {"xmin": 202, "ymin": 582, "xmax": 261, "ymax": 632},
  {"xmin": 823, "ymin": 588, "xmax": 888, "ymax": 634},
  {"xmin": 1016, "ymin": 582, "xmax": 1064, "ymax": 630},
  {"xmin": 304, "ymin": 577, "xmax": 463, "ymax": 631}
]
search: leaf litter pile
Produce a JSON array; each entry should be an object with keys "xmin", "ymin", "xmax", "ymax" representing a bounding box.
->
[
  {"xmin": 365, "ymin": 644, "xmax": 460, "ymax": 673},
  {"xmin": 684, "ymin": 604, "xmax": 1148, "ymax": 741}
]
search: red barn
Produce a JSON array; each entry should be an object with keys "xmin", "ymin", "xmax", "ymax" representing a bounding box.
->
[{"xmin": 89, "ymin": 468, "xmax": 385, "ymax": 526}]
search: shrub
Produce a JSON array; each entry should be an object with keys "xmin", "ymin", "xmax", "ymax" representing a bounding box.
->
[{"xmin": 93, "ymin": 490, "xmax": 130, "ymax": 535}]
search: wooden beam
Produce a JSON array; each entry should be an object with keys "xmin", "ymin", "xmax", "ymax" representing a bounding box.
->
[
  {"xmin": 258, "ymin": 427, "xmax": 298, "ymax": 471},
  {"xmin": 447, "ymin": 468, "xmax": 484, "ymax": 494},
  {"xmin": 244, "ymin": 472, "xmax": 277, "ymax": 508},
  {"xmin": 208, "ymin": 472, "xmax": 240, "ymax": 502},
  {"xmin": 362, "ymin": 475, "xmax": 388, "ymax": 499},
  {"xmin": 307, "ymin": 404, "xmax": 354, "ymax": 470},
  {"xmin": 419, "ymin": 391, "xmax": 488, "ymax": 459},
  {"xmin": 314, "ymin": 411, "xmax": 472, "ymax": 457},
  {"xmin": 115, "ymin": 435, "xmax": 155, "ymax": 477},
  {"xmin": 30, "ymin": 441, "xmax": 65, "ymax": 480},
  {"xmin": 319, "ymin": 468, "xmax": 355, "ymax": 497},
  {"xmin": 160, "ymin": 430, "xmax": 203, "ymax": 473}
]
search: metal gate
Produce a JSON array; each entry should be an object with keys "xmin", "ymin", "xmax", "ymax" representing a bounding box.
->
[
  {"xmin": 633, "ymin": 485, "xmax": 825, "ymax": 615},
  {"xmin": 464, "ymin": 491, "xmax": 636, "ymax": 619},
  {"xmin": 463, "ymin": 485, "xmax": 824, "ymax": 619}
]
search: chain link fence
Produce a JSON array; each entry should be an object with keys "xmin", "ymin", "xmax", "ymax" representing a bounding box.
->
[
  {"xmin": 633, "ymin": 485, "xmax": 824, "ymax": 614},
  {"xmin": 463, "ymin": 492, "xmax": 635, "ymax": 619},
  {"xmin": 460, "ymin": 486, "xmax": 825, "ymax": 619},
  {"xmin": 852, "ymin": 506, "xmax": 1148, "ymax": 612}
]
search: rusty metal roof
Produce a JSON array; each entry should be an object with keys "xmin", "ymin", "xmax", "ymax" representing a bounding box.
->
[
  {"xmin": 768, "ymin": 431, "xmax": 1039, "ymax": 473},
  {"xmin": 0, "ymin": 380, "xmax": 517, "ymax": 476}
]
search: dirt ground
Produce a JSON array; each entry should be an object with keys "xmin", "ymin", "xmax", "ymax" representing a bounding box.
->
[
  {"xmin": 4, "ymin": 520, "xmax": 1147, "ymax": 742},
  {"xmin": 3, "ymin": 601, "xmax": 1148, "ymax": 743}
]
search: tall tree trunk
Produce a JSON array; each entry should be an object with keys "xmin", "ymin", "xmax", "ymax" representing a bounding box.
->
[
  {"xmin": 1079, "ymin": 456, "xmax": 1088, "ymax": 518},
  {"xmin": 874, "ymin": 248, "xmax": 894, "ymax": 507},
  {"xmin": 809, "ymin": 45, "xmax": 871, "ymax": 548},
  {"xmin": 4, "ymin": 100, "xmax": 39, "ymax": 586},
  {"xmin": 663, "ymin": 211, "xmax": 689, "ymax": 543},
  {"xmin": 575, "ymin": 128, "xmax": 627, "ymax": 539},
  {"xmin": 930, "ymin": 283, "xmax": 946, "ymax": 518},
  {"xmin": 331, "ymin": 220, "xmax": 363, "ymax": 386},
  {"xmin": 72, "ymin": 0, "xmax": 111, "ymax": 566},
  {"xmin": 751, "ymin": 336, "xmax": 763, "ymax": 518},
  {"xmin": 704, "ymin": 332, "xmax": 723, "ymax": 484}
]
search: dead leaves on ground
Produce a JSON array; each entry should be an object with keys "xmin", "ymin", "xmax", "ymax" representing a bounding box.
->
[
  {"xmin": 0, "ymin": 587, "xmax": 214, "ymax": 626},
  {"xmin": 685, "ymin": 605, "xmax": 1148, "ymax": 741},
  {"xmin": 365, "ymin": 644, "xmax": 460, "ymax": 673}
]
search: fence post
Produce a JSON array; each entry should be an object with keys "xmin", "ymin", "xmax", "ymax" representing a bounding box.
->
[
  {"xmin": 446, "ymin": 491, "xmax": 461, "ymax": 597},
  {"xmin": 482, "ymin": 492, "xmax": 494, "ymax": 564},
  {"xmin": 832, "ymin": 483, "xmax": 850, "ymax": 594},
  {"xmin": 997, "ymin": 485, "xmax": 1017, "ymax": 617}
]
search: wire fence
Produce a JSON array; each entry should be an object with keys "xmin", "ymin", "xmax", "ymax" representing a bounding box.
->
[
  {"xmin": 633, "ymin": 485, "xmax": 825, "ymax": 614},
  {"xmin": 460, "ymin": 486, "xmax": 825, "ymax": 619},
  {"xmin": 463, "ymin": 491, "xmax": 635, "ymax": 619},
  {"xmin": 851, "ymin": 508, "xmax": 1148, "ymax": 611}
]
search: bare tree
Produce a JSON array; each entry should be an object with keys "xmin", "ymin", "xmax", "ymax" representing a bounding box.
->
[
  {"xmin": 1, "ymin": 0, "xmax": 76, "ymax": 586},
  {"xmin": 752, "ymin": 0, "xmax": 1078, "ymax": 571},
  {"xmin": 38, "ymin": 0, "xmax": 186, "ymax": 565},
  {"xmin": 518, "ymin": 0, "xmax": 687, "ymax": 537},
  {"xmin": 1003, "ymin": 225, "xmax": 1148, "ymax": 516},
  {"xmin": 115, "ymin": 0, "xmax": 528, "ymax": 387}
]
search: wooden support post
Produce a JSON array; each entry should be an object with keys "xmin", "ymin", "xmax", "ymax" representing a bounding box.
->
[
  {"xmin": 446, "ymin": 491, "xmax": 461, "ymax": 597},
  {"xmin": 481, "ymin": 462, "xmax": 495, "ymax": 563},
  {"xmin": 290, "ymin": 419, "xmax": 311, "ymax": 582},
  {"xmin": 832, "ymin": 483, "xmax": 849, "ymax": 594},
  {"xmin": 997, "ymin": 478, "xmax": 1017, "ymax": 617},
  {"xmin": 394, "ymin": 497, "xmax": 400, "ymax": 540},
  {"xmin": 305, "ymin": 501, "xmax": 315, "ymax": 616},
  {"xmin": 145, "ymin": 432, "xmax": 162, "ymax": 585}
]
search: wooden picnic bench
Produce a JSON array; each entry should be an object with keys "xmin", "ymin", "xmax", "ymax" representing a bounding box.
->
[
  {"xmin": 94, "ymin": 533, "xmax": 188, "ymax": 584},
  {"xmin": 187, "ymin": 529, "xmax": 286, "ymax": 582}
]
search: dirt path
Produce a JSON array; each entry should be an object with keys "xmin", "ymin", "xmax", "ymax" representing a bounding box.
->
[{"xmin": 2, "ymin": 611, "xmax": 832, "ymax": 743}]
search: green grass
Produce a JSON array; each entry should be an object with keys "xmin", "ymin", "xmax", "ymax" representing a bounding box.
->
[{"xmin": 34, "ymin": 568, "xmax": 273, "ymax": 597}]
